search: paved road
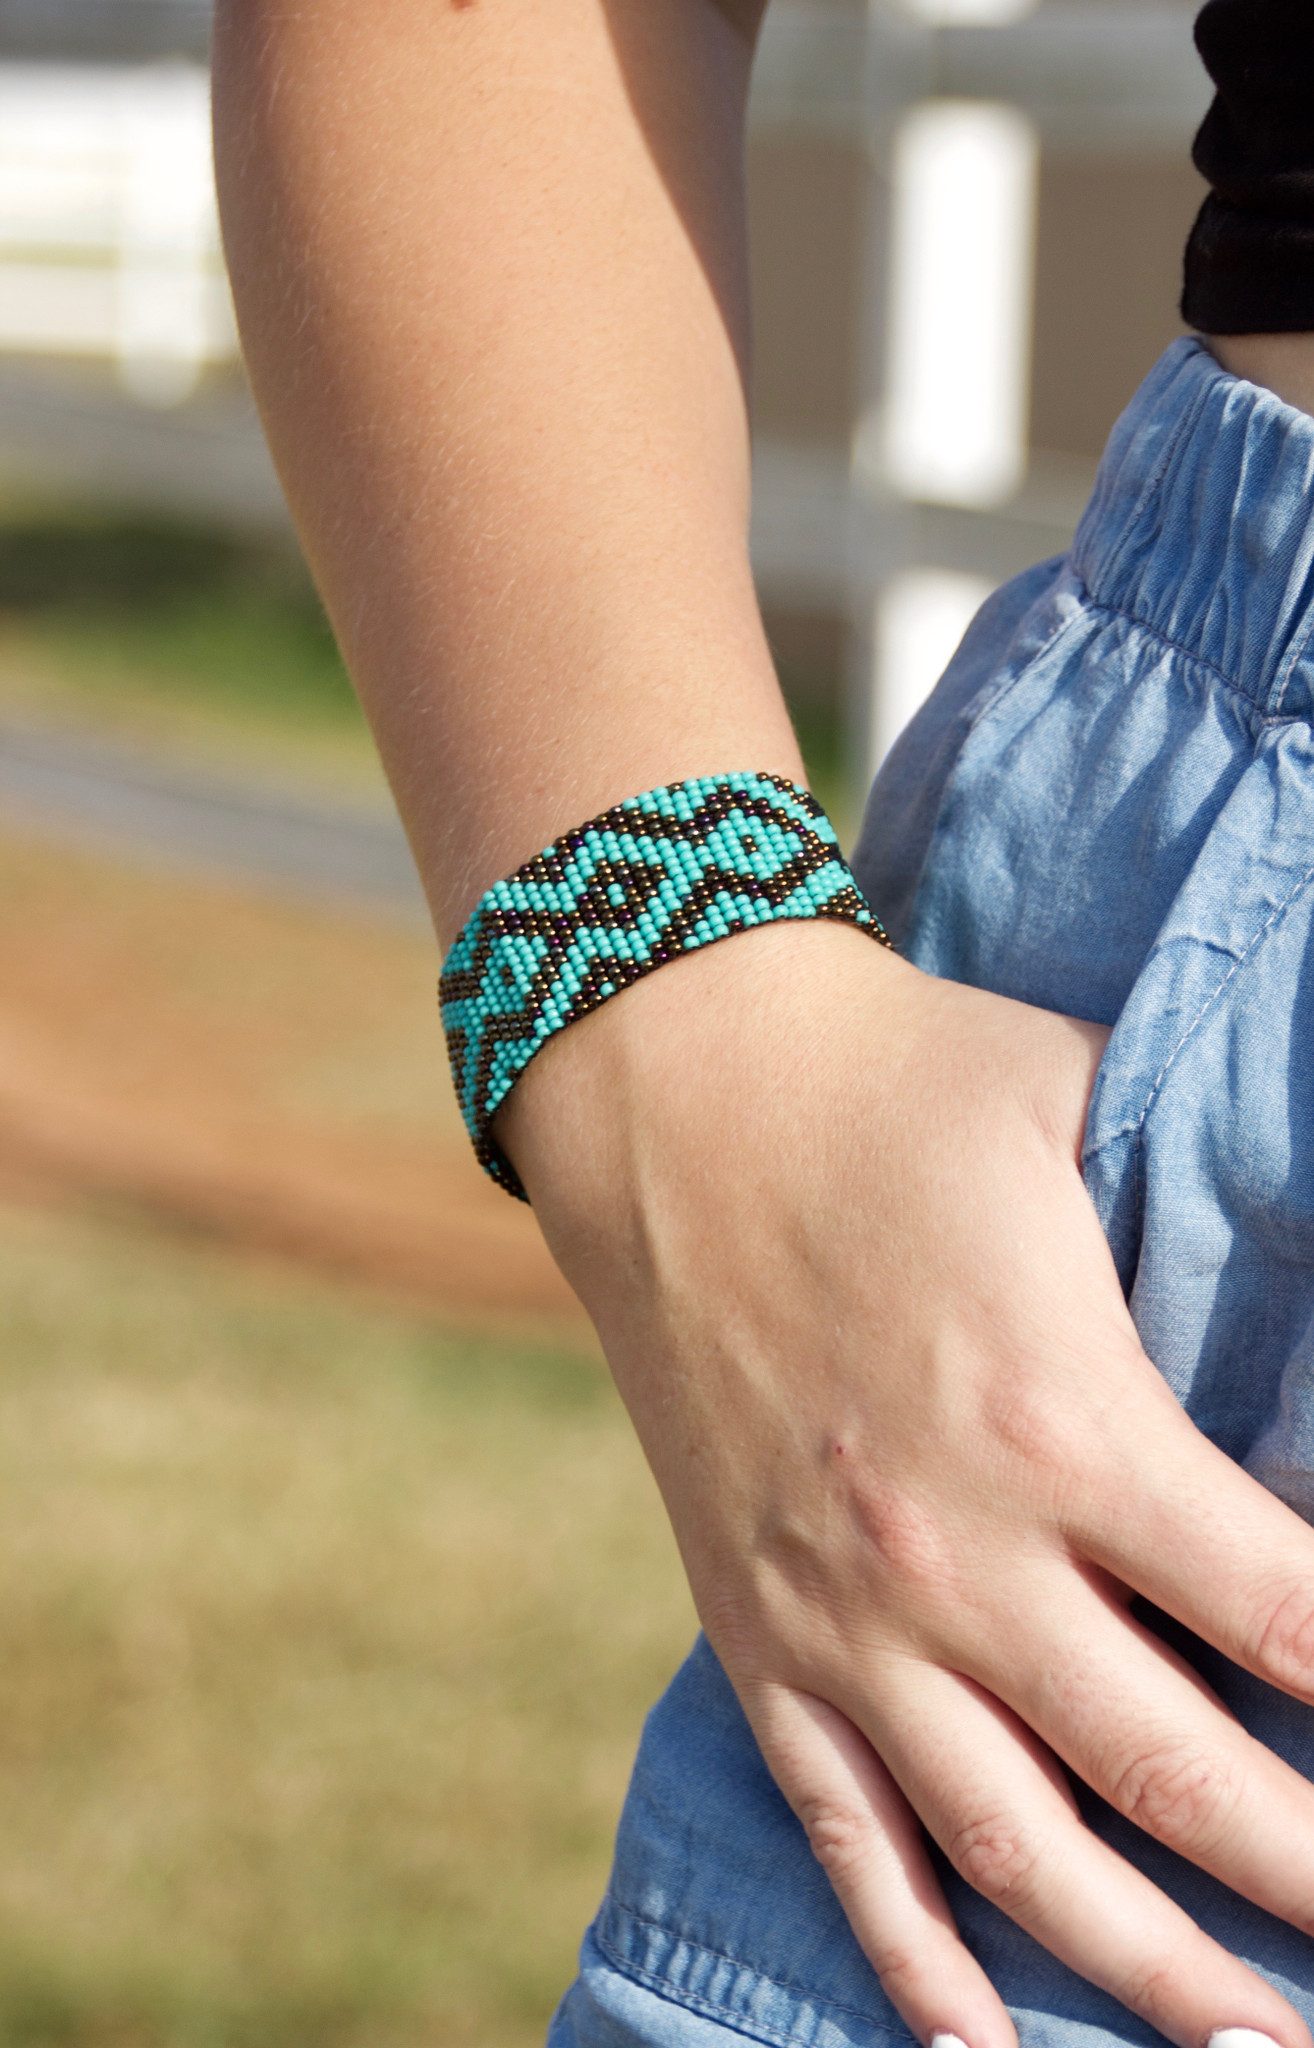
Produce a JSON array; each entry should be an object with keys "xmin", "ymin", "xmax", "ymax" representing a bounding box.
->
[{"xmin": 0, "ymin": 718, "xmax": 428, "ymax": 921}]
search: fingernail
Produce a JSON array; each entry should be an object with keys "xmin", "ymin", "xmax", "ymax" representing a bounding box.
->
[
  {"xmin": 931, "ymin": 2034, "xmax": 971, "ymax": 2048},
  {"xmin": 1208, "ymin": 2031, "xmax": 1284, "ymax": 2048}
]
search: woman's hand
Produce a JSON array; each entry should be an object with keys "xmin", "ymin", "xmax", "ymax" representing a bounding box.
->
[{"xmin": 503, "ymin": 920, "xmax": 1314, "ymax": 2048}]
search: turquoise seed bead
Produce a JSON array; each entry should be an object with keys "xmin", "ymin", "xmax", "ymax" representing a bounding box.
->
[{"xmin": 439, "ymin": 770, "xmax": 889, "ymax": 1200}]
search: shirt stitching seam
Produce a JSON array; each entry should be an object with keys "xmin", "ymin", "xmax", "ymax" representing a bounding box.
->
[
  {"xmin": 1073, "ymin": 588, "xmax": 1314, "ymax": 724},
  {"xmin": 593, "ymin": 1904, "xmax": 915, "ymax": 2046},
  {"xmin": 1075, "ymin": 594, "xmax": 1270, "ymax": 709}
]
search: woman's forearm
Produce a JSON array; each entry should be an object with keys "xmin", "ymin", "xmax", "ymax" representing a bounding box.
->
[{"xmin": 211, "ymin": 0, "xmax": 800, "ymax": 943}]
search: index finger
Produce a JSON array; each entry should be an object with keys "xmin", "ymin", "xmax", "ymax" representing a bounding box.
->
[{"xmin": 1070, "ymin": 1394, "xmax": 1314, "ymax": 1704}]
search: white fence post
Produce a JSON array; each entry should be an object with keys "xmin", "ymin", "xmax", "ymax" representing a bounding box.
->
[{"xmin": 848, "ymin": 0, "xmax": 1042, "ymax": 802}]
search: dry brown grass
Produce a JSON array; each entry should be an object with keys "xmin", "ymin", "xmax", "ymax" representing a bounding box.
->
[
  {"xmin": 0, "ymin": 810, "xmax": 693, "ymax": 2044},
  {"xmin": 0, "ymin": 828, "xmax": 581, "ymax": 1330},
  {"xmin": 0, "ymin": 1199, "xmax": 694, "ymax": 2048}
]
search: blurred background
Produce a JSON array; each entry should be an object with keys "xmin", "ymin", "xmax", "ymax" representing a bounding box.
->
[{"xmin": 0, "ymin": 3, "xmax": 1204, "ymax": 2044}]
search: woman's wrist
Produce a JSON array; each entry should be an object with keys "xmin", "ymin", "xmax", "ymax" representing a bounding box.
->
[
  {"xmin": 495, "ymin": 917, "xmax": 909, "ymax": 1228},
  {"xmin": 441, "ymin": 771, "xmax": 889, "ymax": 1197}
]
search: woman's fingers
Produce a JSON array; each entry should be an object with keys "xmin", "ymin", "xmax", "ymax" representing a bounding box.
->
[
  {"xmin": 979, "ymin": 1563, "xmax": 1314, "ymax": 1935},
  {"xmin": 747, "ymin": 1682, "xmax": 1019, "ymax": 2048},
  {"xmin": 753, "ymin": 1610, "xmax": 1314, "ymax": 2048},
  {"xmin": 1070, "ymin": 1403, "xmax": 1314, "ymax": 1707},
  {"xmin": 754, "ymin": 1648, "xmax": 1313, "ymax": 2048},
  {"xmin": 862, "ymin": 1667, "xmax": 1311, "ymax": 2048}
]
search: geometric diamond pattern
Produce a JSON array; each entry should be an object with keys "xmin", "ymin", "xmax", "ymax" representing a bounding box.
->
[{"xmin": 440, "ymin": 772, "xmax": 892, "ymax": 1200}]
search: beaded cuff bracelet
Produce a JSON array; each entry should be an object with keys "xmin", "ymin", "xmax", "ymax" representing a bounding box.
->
[{"xmin": 439, "ymin": 771, "xmax": 892, "ymax": 1200}]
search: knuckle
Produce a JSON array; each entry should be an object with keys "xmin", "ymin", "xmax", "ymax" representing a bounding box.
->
[
  {"xmin": 1246, "ymin": 1581, "xmax": 1314, "ymax": 1693},
  {"xmin": 979, "ymin": 1372, "xmax": 1112, "ymax": 1518},
  {"xmin": 1108, "ymin": 1739, "xmax": 1237, "ymax": 1852},
  {"xmin": 1113, "ymin": 1952, "xmax": 1187, "ymax": 2031},
  {"xmin": 842, "ymin": 1471, "xmax": 955, "ymax": 1598},
  {"xmin": 982, "ymin": 1375, "xmax": 1085, "ymax": 1481},
  {"xmin": 796, "ymin": 1796, "xmax": 874, "ymax": 1888},
  {"xmin": 867, "ymin": 1941, "xmax": 925, "ymax": 2004},
  {"xmin": 946, "ymin": 1810, "xmax": 1046, "ymax": 1912}
]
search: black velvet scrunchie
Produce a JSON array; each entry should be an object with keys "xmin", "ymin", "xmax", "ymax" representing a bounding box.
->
[{"xmin": 1181, "ymin": 0, "xmax": 1314, "ymax": 335}]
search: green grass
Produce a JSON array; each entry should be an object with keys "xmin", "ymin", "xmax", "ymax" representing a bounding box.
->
[
  {"xmin": 0, "ymin": 515, "xmax": 378, "ymax": 791},
  {"xmin": 15, "ymin": 592, "xmax": 358, "ymax": 730},
  {"xmin": 0, "ymin": 1203, "xmax": 695, "ymax": 2048},
  {"xmin": 0, "ymin": 512, "xmax": 846, "ymax": 810}
]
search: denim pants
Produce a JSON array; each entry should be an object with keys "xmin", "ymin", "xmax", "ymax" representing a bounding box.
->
[{"xmin": 550, "ymin": 336, "xmax": 1314, "ymax": 2047}]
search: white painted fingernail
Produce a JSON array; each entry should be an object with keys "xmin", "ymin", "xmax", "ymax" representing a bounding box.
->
[
  {"xmin": 931, "ymin": 2034, "xmax": 972, "ymax": 2048},
  {"xmin": 1208, "ymin": 2031, "xmax": 1284, "ymax": 2048}
]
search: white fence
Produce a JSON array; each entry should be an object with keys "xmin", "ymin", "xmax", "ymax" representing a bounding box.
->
[{"xmin": 0, "ymin": 61, "xmax": 233, "ymax": 403}]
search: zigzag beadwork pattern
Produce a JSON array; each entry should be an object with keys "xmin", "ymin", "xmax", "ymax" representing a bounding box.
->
[{"xmin": 439, "ymin": 771, "xmax": 893, "ymax": 1199}]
